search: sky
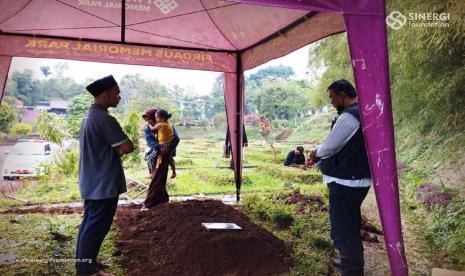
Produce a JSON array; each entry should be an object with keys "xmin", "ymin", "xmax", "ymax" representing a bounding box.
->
[{"xmin": 8, "ymin": 45, "xmax": 312, "ymax": 96}]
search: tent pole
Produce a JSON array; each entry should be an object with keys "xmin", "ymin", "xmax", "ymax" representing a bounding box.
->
[
  {"xmin": 121, "ymin": 0, "xmax": 126, "ymax": 42},
  {"xmin": 235, "ymin": 53, "xmax": 242, "ymax": 202}
]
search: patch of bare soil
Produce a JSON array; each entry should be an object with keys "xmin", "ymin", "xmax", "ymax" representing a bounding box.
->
[
  {"xmin": 275, "ymin": 128, "xmax": 293, "ymax": 140},
  {"xmin": 361, "ymin": 188, "xmax": 437, "ymax": 275},
  {"xmin": 432, "ymin": 152, "xmax": 465, "ymax": 197},
  {"xmin": 115, "ymin": 200, "xmax": 293, "ymax": 276},
  {"xmin": 1, "ymin": 206, "xmax": 83, "ymax": 215},
  {"xmin": 0, "ymin": 180, "xmax": 27, "ymax": 194}
]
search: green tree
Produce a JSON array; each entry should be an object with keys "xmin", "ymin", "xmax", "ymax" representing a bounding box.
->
[
  {"xmin": 121, "ymin": 111, "xmax": 141, "ymax": 164},
  {"xmin": 124, "ymin": 80, "xmax": 177, "ymax": 120},
  {"xmin": 307, "ymin": 33, "xmax": 352, "ymax": 109},
  {"xmin": 10, "ymin": 69, "xmax": 40, "ymax": 105},
  {"xmin": 256, "ymin": 80, "xmax": 311, "ymax": 120},
  {"xmin": 209, "ymin": 74, "xmax": 226, "ymax": 116},
  {"xmin": 0, "ymin": 103, "xmax": 17, "ymax": 133},
  {"xmin": 247, "ymin": 65, "xmax": 295, "ymax": 86},
  {"xmin": 40, "ymin": 66, "xmax": 52, "ymax": 77},
  {"xmin": 67, "ymin": 93, "xmax": 94, "ymax": 138},
  {"xmin": 37, "ymin": 77, "xmax": 84, "ymax": 101},
  {"xmin": 36, "ymin": 111, "xmax": 67, "ymax": 146}
]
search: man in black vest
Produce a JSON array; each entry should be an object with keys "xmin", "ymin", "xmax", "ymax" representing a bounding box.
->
[{"xmin": 310, "ymin": 79, "xmax": 371, "ymax": 276}]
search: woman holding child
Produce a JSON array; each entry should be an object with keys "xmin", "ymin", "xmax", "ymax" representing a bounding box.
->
[{"xmin": 141, "ymin": 108, "xmax": 180, "ymax": 210}]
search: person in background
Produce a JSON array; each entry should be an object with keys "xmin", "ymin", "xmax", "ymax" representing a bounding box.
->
[
  {"xmin": 309, "ymin": 79, "xmax": 371, "ymax": 276},
  {"xmin": 142, "ymin": 108, "xmax": 178, "ymax": 179},
  {"xmin": 142, "ymin": 109, "xmax": 180, "ymax": 211},
  {"xmin": 284, "ymin": 146, "xmax": 305, "ymax": 166},
  {"xmin": 147, "ymin": 109, "xmax": 176, "ymax": 176},
  {"xmin": 76, "ymin": 75, "xmax": 134, "ymax": 276},
  {"xmin": 225, "ymin": 124, "xmax": 248, "ymax": 169}
]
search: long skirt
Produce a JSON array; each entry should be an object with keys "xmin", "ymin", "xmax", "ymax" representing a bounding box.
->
[{"xmin": 144, "ymin": 153, "xmax": 169, "ymax": 208}]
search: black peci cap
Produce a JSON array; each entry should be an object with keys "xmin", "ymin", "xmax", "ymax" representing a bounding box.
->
[{"xmin": 86, "ymin": 75, "xmax": 117, "ymax": 97}]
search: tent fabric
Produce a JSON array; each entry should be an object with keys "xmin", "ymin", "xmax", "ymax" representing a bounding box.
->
[
  {"xmin": 344, "ymin": 14, "xmax": 408, "ymax": 275},
  {"xmin": 241, "ymin": 12, "xmax": 345, "ymax": 70},
  {"xmin": 223, "ymin": 71, "xmax": 245, "ymax": 200},
  {"xmin": 0, "ymin": 56, "xmax": 12, "ymax": 102},
  {"xmin": 0, "ymin": 35, "xmax": 238, "ymax": 72},
  {"xmin": 0, "ymin": 0, "xmax": 345, "ymax": 64},
  {"xmin": 0, "ymin": 1, "xmax": 408, "ymax": 274}
]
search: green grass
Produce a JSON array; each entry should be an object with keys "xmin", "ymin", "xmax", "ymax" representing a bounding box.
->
[
  {"xmin": 0, "ymin": 177, "xmax": 80, "ymax": 209},
  {"xmin": 0, "ymin": 213, "xmax": 124, "ymax": 275},
  {"xmin": 243, "ymin": 190, "xmax": 333, "ymax": 275}
]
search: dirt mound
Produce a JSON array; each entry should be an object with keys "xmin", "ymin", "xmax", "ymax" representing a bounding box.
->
[
  {"xmin": 275, "ymin": 128, "xmax": 293, "ymax": 140},
  {"xmin": 115, "ymin": 200, "xmax": 293, "ymax": 276},
  {"xmin": 415, "ymin": 183, "xmax": 453, "ymax": 210},
  {"xmin": 286, "ymin": 188, "xmax": 326, "ymax": 211},
  {"xmin": 0, "ymin": 180, "xmax": 27, "ymax": 194}
]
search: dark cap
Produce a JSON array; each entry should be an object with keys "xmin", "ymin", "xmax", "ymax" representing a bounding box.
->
[
  {"xmin": 296, "ymin": 146, "xmax": 304, "ymax": 153},
  {"xmin": 86, "ymin": 75, "xmax": 117, "ymax": 97}
]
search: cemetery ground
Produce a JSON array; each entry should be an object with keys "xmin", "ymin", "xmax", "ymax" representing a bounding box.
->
[{"xmin": 0, "ymin": 122, "xmax": 463, "ymax": 275}]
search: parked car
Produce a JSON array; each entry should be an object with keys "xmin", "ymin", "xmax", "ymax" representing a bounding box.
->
[{"xmin": 2, "ymin": 140, "xmax": 59, "ymax": 180}]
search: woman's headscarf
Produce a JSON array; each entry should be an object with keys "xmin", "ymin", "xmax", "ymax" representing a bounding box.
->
[{"xmin": 142, "ymin": 108, "xmax": 158, "ymax": 122}]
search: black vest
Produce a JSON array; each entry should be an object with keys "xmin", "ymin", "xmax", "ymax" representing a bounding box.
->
[{"xmin": 319, "ymin": 105, "xmax": 371, "ymax": 179}]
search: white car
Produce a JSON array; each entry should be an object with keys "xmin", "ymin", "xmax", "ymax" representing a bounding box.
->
[{"xmin": 2, "ymin": 140, "xmax": 59, "ymax": 180}]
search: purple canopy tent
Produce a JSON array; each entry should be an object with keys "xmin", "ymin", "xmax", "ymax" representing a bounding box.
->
[{"xmin": 0, "ymin": 0, "xmax": 407, "ymax": 274}]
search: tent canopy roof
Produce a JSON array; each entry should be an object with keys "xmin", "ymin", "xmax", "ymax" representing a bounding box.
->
[{"xmin": 0, "ymin": 0, "xmax": 345, "ymax": 70}]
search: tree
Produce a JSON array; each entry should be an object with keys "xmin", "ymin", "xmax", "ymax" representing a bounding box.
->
[
  {"xmin": 117, "ymin": 74, "xmax": 146, "ymax": 114},
  {"xmin": 124, "ymin": 80, "xmax": 177, "ymax": 120},
  {"xmin": 54, "ymin": 62, "xmax": 69, "ymax": 77},
  {"xmin": 37, "ymin": 77, "xmax": 84, "ymax": 101},
  {"xmin": 247, "ymin": 65, "xmax": 295, "ymax": 86},
  {"xmin": 40, "ymin": 66, "xmax": 52, "ymax": 77},
  {"xmin": 256, "ymin": 80, "xmax": 311, "ymax": 120},
  {"xmin": 0, "ymin": 103, "xmax": 16, "ymax": 133},
  {"xmin": 120, "ymin": 111, "xmax": 141, "ymax": 164},
  {"xmin": 67, "ymin": 93, "xmax": 93, "ymax": 138},
  {"xmin": 36, "ymin": 111, "xmax": 67, "ymax": 146},
  {"xmin": 307, "ymin": 33, "xmax": 353, "ymax": 109},
  {"xmin": 10, "ymin": 69, "xmax": 40, "ymax": 105},
  {"xmin": 208, "ymin": 74, "xmax": 226, "ymax": 116}
]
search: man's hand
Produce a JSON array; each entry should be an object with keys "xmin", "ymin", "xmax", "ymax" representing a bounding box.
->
[
  {"xmin": 309, "ymin": 149, "xmax": 318, "ymax": 160},
  {"xmin": 115, "ymin": 139, "xmax": 134, "ymax": 156}
]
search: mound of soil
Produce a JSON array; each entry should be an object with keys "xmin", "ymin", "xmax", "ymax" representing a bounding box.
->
[
  {"xmin": 275, "ymin": 128, "xmax": 293, "ymax": 140},
  {"xmin": 415, "ymin": 183, "xmax": 453, "ymax": 210},
  {"xmin": 115, "ymin": 200, "xmax": 293, "ymax": 276},
  {"xmin": 0, "ymin": 180, "xmax": 27, "ymax": 194}
]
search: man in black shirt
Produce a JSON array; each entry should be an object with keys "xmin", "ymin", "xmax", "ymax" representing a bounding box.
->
[{"xmin": 284, "ymin": 146, "xmax": 305, "ymax": 166}]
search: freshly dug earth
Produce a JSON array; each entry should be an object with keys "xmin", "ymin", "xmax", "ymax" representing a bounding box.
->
[{"xmin": 115, "ymin": 200, "xmax": 293, "ymax": 276}]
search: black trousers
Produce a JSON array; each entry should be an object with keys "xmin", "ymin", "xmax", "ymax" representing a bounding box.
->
[
  {"xmin": 328, "ymin": 182, "xmax": 369, "ymax": 276},
  {"xmin": 76, "ymin": 197, "xmax": 118, "ymax": 275}
]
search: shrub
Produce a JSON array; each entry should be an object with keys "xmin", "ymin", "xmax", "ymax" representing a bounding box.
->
[
  {"xmin": 9, "ymin": 123, "xmax": 33, "ymax": 138},
  {"xmin": 243, "ymin": 193, "xmax": 271, "ymax": 221},
  {"xmin": 306, "ymin": 234, "xmax": 332, "ymax": 249},
  {"xmin": 212, "ymin": 113, "xmax": 226, "ymax": 129},
  {"xmin": 56, "ymin": 150, "xmax": 79, "ymax": 176},
  {"xmin": 270, "ymin": 206, "xmax": 294, "ymax": 228}
]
